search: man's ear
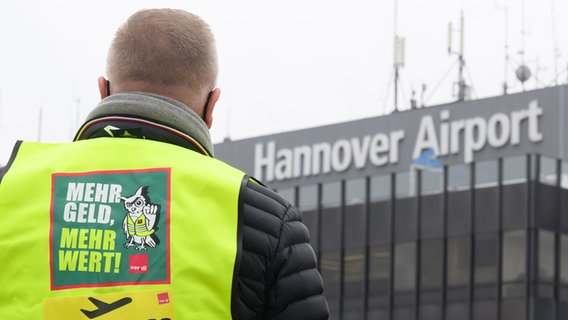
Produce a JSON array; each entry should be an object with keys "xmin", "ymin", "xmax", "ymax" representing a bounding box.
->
[
  {"xmin": 98, "ymin": 76, "xmax": 110, "ymax": 99},
  {"xmin": 204, "ymin": 88, "xmax": 221, "ymax": 129}
]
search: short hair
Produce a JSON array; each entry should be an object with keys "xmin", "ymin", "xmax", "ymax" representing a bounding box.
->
[{"xmin": 107, "ymin": 9, "xmax": 218, "ymax": 95}]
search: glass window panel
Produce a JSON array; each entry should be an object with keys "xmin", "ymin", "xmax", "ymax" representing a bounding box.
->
[
  {"xmin": 394, "ymin": 242, "xmax": 416, "ymax": 292},
  {"xmin": 343, "ymin": 248, "xmax": 365, "ymax": 307},
  {"xmin": 320, "ymin": 250, "xmax": 341, "ymax": 316},
  {"xmin": 370, "ymin": 174, "xmax": 391, "ymax": 202},
  {"xmin": 501, "ymin": 299, "xmax": 526, "ymax": 320},
  {"xmin": 394, "ymin": 198, "xmax": 418, "ymax": 242},
  {"xmin": 448, "ymin": 164, "xmax": 470, "ymax": 191},
  {"xmin": 537, "ymin": 184, "xmax": 557, "ymax": 230},
  {"xmin": 473, "ymin": 300, "xmax": 497, "ymax": 320},
  {"xmin": 503, "ymin": 156, "xmax": 527, "ymax": 185},
  {"xmin": 502, "ymin": 183, "xmax": 528, "ymax": 230},
  {"xmin": 447, "ymin": 237, "xmax": 470, "ymax": 287},
  {"xmin": 276, "ymin": 187, "xmax": 295, "ymax": 205},
  {"xmin": 322, "ymin": 181, "xmax": 341, "ymax": 208},
  {"xmin": 475, "ymin": 160, "xmax": 498, "ymax": 189},
  {"xmin": 396, "ymin": 170, "xmax": 417, "ymax": 198},
  {"xmin": 474, "ymin": 187, "xmax": 499, "ymax": 233},
  {"xmin": 475, "ymin": 233, "xmax": 498, "ymax": 285},
  {"xmin": 369, "ymin": 201, "xmax": 391, "ymax": 244},
  {"xmin": 446, "ymin": 303, "xmax": 468, "ymax": 320},
  {"xmin": 421, "ymin": 168, "xmax": 443, "ymax": 195},
  {"xmin": 540, "ymin": 156, "xmax": 557, "ymax": 186},
  {"xmin": 447, "ymin": 190, "xmax": 472, "ymax": 236},
  {"xmin": 420, "ymin": 194, "xmax": 444, "ymax": 239},
  {"xmin": 344, "ymin": 200, "xmax": 365, "ymax": 248},
  {"xmin": 419, "ymin": 304, "xmax": 442, "ymax": 320},
  {"xmin": 299, "ymin": 184, "xmax": 318, "ymax": 211},
  {"xmin": 369, "ymin": 245, "xmax": 391, "ymax": 300},
  {"xmin": 321, "ymin": 206, "xmax": 342, "ymax": 250},
  {"xmin": 421, "ymin": 239, "xmax": 443, "ymax": 289},
  {"xmin": 346, "ymin": 178, "xmax": 365, "ymax": 206},
  {"xmin": 562, "ymin": 235, "xmax": 568, "ymax": 284},
  {"xmin": 539, "ymin": 230, "xmax": 555, "ymax": 282},
  {"xmin": 562, "ymin": 161, "xmax": 568, "ymax": 189},
  {"xmin": 502, "ymin": 230, "xmax": 526, "ymax": 282}
]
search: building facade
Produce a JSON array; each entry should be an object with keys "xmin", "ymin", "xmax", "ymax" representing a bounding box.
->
[{"xmin": 214, "ymin": 85, "xmax": 568, "ymax": 320}]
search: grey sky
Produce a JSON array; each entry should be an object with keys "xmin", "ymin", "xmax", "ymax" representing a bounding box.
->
[{"xmin": 0, "ymin": 0, "xmax": 566, "ymax": 163}]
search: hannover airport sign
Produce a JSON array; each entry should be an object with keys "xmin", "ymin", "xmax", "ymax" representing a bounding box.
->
[{"xmin": 214, "ymin": 85, "xmax": 566, "ymax": 188}]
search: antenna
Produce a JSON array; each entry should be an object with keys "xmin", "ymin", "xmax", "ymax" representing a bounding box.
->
[
  {"xmin": 392, "ymin": 0, "xmax": 405, "ymax": 112},
  {"xmin": 448, "ymin": 11, "xmax": 468, "ymax": 102},
  {"xmin": 515, "ymin": 0, "xmax": 531, "ymax": 90},
  {"xmin": 495, "ymin": 2, "xmax": 509, "ymax": 94},
  {"xmin": 550, "ymin": 0, "xmax": 560, "ymax": 86}
]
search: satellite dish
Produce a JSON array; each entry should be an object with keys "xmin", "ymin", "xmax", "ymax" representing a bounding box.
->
[{"xmin": 515, "ymin": 65, "xmax": 531, "ymax": 83}]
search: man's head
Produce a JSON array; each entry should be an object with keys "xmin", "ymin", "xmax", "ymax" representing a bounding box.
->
[{"xmin": 98, "ymin": 8, "xmax": 220, "ymax": 128}]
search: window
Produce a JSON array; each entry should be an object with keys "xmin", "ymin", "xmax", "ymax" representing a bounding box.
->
[
  {"xmin": 502, "ymin": 156, "xmax": 527, "ymax": 185},
  {"xmin": 540, "ymin": 156, "xmax": 557, "ymax": 186},
  {"xmin": 369, "ymin": 174, "xmax": 391, "ymax": 245},
  {"xmin": 394, "ymin": 242, "xmax": 416, "ymax": 292},
  {"xmin": 343, "ymin": 248, "xmax": 365, "ymax": 318},
  {"xmin": 421, "ymin": 167, "xmax": 443, "ymax": 195},
  {"xmin": 448, "ymin": 164, "xmax": 470, "ymax": 191},
  {"xmin": 396, "ymin": 170, "xmax": 417, "ymax": 198},
  {"xmin": 502, "ymin": 230, "xmax": 526, "ymax": 282},
  {"xmin": 475, "ymin": 160, "xmax": 498, "ymax": 189},
  {"xmin": 562, "ymin": 160, "xmax": 568, "ymax": 189},
  {"xmin": 345, "ymin": 178, "xmax": 366, "ymax": 248},
  {"xmin": 369, "ymin": 244, "xmax": 391, "ymax": 301},
  {"xmin": 539, "ymin": 230, "xmax": 555, "ymax": 282},
  {"xmin": 370, "ymin": 174, "xmax": 391, "ymax": 202},
  {"xmin": 475, "ymin": 233, "xmax": 498, "ymax": 285},
  {"xmin": 447, "ymin": 237, "xmax": 470, "ymax": 287},
  {"xmin": 561, "ymin": 235, "xmax": 568, "ymax": 285},
  {"xmin": 298, "ymin": 184, "xmax": 318, "ymax": 211},
  {"xmin": 421, "ymin": 239, "xmax": 443, "ymax": 290},
  {"xmin": 346, "ymin": 178, "xmax": 365, "ymax": 206},
  {"xmin": 322, "ymin": 181, "xmax": 341, "ymax": 208}
]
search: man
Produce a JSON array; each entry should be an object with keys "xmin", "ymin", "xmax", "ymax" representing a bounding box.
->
[{"xmin": 0, "ymin": 8, "xmax": 328, "ymax": 319}]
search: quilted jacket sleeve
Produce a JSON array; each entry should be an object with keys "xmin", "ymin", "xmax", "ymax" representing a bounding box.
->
[
  {"xmin": 236, "ymin": 180, "xmax": 329, "ymax": 320},
  {"xmin": 270, "ymin": 204, "xmax": 329, "ymax": 320}
]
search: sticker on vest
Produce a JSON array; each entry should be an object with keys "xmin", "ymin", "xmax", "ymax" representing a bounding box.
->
[
  {"xmin": 50, "ymin": 169, "xmax": 170, "ymax": 289},
  {"xmin": 43, "ymin": 289, "xmax": 175, "ymax": 319}
]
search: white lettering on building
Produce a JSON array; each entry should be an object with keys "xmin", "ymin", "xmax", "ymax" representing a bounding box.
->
[
  {"xmin": 412, "ymin": 99, "xmax": 543, "ymax": 163},
  {"xmin": 254, "ymin": 100, "xmax": 544, "ymax": 181},
  {"xmin": 255, "ymin": 130, "xmax": 405, "ymax": 182}
]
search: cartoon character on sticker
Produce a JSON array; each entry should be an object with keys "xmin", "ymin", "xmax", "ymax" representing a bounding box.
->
[{"xmin": 120, "ymin": 186, "xmax": 161, "ymax": 251}]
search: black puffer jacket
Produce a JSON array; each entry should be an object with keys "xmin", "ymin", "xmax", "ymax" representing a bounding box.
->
[{"xmin": 236, "ymin": 179, "xmax": 329, "ymax": 319}]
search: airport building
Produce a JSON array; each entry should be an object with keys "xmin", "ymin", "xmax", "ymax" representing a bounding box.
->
[{"xmin": 215, "ymin": 84, "xmax": 568, "ymax": 320}]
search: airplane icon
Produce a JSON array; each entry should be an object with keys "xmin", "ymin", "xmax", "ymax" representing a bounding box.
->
[{"xmin": 81, "ymin": 296, "xmax": 133, "ymax": 319}]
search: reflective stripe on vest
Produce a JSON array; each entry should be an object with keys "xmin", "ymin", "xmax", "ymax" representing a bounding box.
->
[{"xmin": 0, "ymin": 138, "xmax": 244, "ymax": 319}]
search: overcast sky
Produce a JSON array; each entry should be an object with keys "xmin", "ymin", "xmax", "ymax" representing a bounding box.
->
[{"xmin": 0, "ymin": 0, "xmax": 567, "ymax": 163}]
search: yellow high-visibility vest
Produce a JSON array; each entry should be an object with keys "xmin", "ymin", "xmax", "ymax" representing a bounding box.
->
[{"xmin": 0, "ymin": 138, "xmax": 245, "ymax": 319}]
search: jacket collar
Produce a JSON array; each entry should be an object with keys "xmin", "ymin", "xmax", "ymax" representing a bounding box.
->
[{"xmin": 74, "ymin": 92, "xmax": 214, "ymax": 157}]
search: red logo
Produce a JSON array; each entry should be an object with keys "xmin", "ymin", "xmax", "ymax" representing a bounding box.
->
[
  {"xmin": 129, "ymin": 254, "xmax": 149, "ymax": 274},
  {"xmin": 157, "ymin": 292, "xmax": 170, "ymax": 304}
]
